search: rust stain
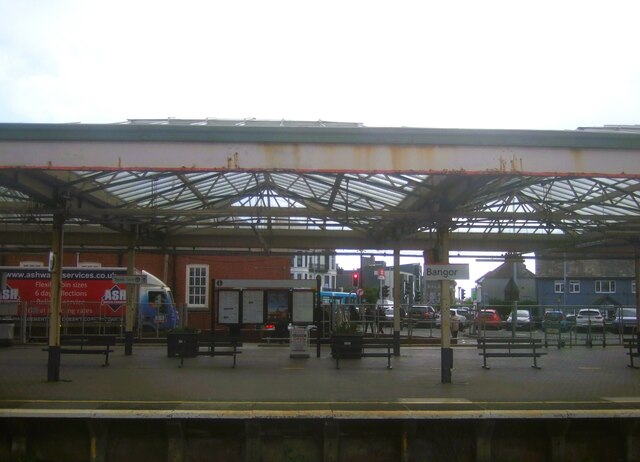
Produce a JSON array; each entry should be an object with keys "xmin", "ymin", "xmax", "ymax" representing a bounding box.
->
[
  {"xmin": 499, "ymin": 157, "xmax": 507, "ymax": 173},
  {"xmin": 226, "ymin": 152, "xmax": 239, "ymax": 169},
  {"xmin": 510, "ymin": 156, "xmax": 523, "ymax": 172},
  {"xmin": 570, "ymin": 148, "xmax": 585, "ymax": 172}
]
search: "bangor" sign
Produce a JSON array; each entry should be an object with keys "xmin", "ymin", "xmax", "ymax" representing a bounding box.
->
[{"xmin": 425, "ymin": 264, "xmax": 470, "ymax": 281}]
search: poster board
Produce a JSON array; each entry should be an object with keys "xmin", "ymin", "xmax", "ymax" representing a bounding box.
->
[
  {"xmin": 266, "ymin": 290, "xmax": 289, "ymax": 325},
  {"xmin": 292, "ymin": 291, "xmax": 314, "ymax": 323},
  {"xmin": 242, "ymin": 290, "xmax": 264, "ymax": 324},
  {"xmin": 218, "ymin": 290, "xmax": 240, "ymax": 324}
]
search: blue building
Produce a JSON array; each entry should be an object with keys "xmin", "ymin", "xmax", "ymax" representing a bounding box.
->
[{"xmin": 536, "ymin": 259, "xmax": 637, "ymax": 316}]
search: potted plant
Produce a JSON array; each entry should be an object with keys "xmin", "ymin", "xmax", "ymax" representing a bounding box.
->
[
  {"xmin": 331, "ymin": 321, "xmax": 363, "ymax": 358},
  {"xmin": 166, "ymin": 327, "xmax": 200, "ymax": 358}
]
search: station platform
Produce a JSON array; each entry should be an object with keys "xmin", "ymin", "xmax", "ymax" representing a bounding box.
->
[
  {"xmin": 1, "ymin": 336, "xmax": 638, "ymax": 420},
  {"xmin": 2, "ymin": 335, "xmax": 640, "ymax": 461}
]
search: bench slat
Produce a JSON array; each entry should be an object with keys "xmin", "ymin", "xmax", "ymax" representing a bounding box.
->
[
  {"xmin": 45, "ymin": 335, "xmax": 116, "ymax": 366},
  {"xmin": 477, "ymin": 338, "xmax": 544, "ymax": 369},
  {"xmin": 178, "ymin": 338, "xmax": 242, "ymax": 368},
  {"xmin": 332, "ymin": 339, "xmax": 393, "ymax": 370},
  {"xmin": 481, "ymin": 353, "xmax": 546, "ymax": 358}
]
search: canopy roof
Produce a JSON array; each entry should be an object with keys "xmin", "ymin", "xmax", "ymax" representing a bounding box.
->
[{"xmin": 1, "ymin": 119, "xmax": 640, "ymax": 259}]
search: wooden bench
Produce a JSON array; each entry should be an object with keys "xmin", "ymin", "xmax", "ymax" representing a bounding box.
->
[
  {"xmin": 178, "ymin": 335, "xmax": 242, "ymax": 368},
  {"xmin": 44, "ymin": 335, "xmax": 116, "ymax": 367},
  {"xmin": 623, "ymin": 337, "xmax": 640, "ymax": 368},
  {"xmin": 477, "ymin": 337, "xmax": 546, "ymax": 370},
  {"xmin": 331, "ymin": 337, "xmax": 393, "ymax": 370}
]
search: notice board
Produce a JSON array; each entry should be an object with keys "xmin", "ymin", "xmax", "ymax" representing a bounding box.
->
[
  {"xmin": 292, "ymin": 291, "xmax": 314, "ymax": 323},
  {"xmin": 218, "ymin": 290, "xmax": 240, "ymax": 324},
  {"xmin": 242, "ymin": 290, "xmax": 264, "ymax": 324}
]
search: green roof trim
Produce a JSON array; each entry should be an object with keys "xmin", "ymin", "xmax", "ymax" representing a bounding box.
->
[{"xmin": 1, "ymin": 123, "xmax": 640, "ymax": 149}]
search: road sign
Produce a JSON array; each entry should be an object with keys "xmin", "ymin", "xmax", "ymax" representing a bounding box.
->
[
  {"xmin": 356, "ymin": 288, "xmax": 364, "ymax": 296},
  {"xmin": 112, "ymin": 274, "xmax": 148, "ymax": 284},
  {"xmin": 425, "ymin": 264, "xmax": 469, "ymax": 281}
]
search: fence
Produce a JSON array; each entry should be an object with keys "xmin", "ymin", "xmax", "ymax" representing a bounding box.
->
[{"xmin": 5, "ymin": 301, "xmax": 183, "ymax": 343}]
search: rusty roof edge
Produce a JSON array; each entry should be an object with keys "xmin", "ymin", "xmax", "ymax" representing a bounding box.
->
[{"xmin": 1, "ymin": 122, "xmax": 640, "ymax": 149}]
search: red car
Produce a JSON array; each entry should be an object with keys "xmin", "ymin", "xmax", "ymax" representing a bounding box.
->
[{"xmin": 474, "ymin": 309, "xmax": 502, "ymax": 330}]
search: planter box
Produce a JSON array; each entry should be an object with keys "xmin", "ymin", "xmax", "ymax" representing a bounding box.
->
[
  {"xmin": 167, "ymin": 331, "xmax": 200, "ymax": 358},
  {"xmin": 331, "ymin": 334, "xmax": 364, "ymax": 359}
]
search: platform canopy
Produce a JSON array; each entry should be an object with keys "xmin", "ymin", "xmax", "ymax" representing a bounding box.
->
[{"xmin": 1, "ymin": 119, "xmax": 640, "ymax": 260}]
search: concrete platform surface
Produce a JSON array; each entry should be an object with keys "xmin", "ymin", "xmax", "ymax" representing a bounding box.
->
[{"xmin": 1, "ymin": 341, "xmax": 639, "ymax": 420}]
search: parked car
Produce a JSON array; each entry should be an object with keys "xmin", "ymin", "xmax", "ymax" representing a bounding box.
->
[
  {"xmin": 384, "ymin": 306, "xmax": 406, "ymax": 324},
  {"xmin": 451, "ymin": 306, "xmax": 473, "ymax": 321},
  {"xmin": 610, "ymin": 307, "xmax": 638, "ymax": 334},
  {"xmin": 575, "ymin": 308, "xmax": 605, "ymax": 331},
  {"xmin": 406, "ymin": 305, "xmax": 436, "ymax": 327},
  {"xmin": 474, "ymin": 309, "xmax": 502, "ymax": 330},
  {"xmin": 505, "ymin": 309, "xmax": 532, "ymax": 331},
  {"xmin": 541, "ymin": 310, "xmax": 569, "ymax": 332},
  {"xmin": 450, "ymin": 308, "xmax": 468, "ymax": 331},
  {"xmin": 435, "ymin": 309, "xmax": 466, "ymax": 331}
]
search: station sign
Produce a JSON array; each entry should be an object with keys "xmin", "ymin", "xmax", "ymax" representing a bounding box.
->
[
  {"xmin": 112, "ymin": 274, "xmax": 148, "ymax": 285},
  {"xmin": 425, "ymin": 264, "xmax": 469, "ymax": 281}
]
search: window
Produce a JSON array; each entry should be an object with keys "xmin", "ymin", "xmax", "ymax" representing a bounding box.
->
[
  {"xmin": 295, "ymin": 255, "xmax": 302, "ymax": 267},
  {"xmin": 569, "ymin": 280, "xmax": 580, "ymax": 293},
  {"xmin": 554, "ymin": 281, "xmax": 565, "ymax": 293},
  {"xmin": 186, "ymin": 265, "xmax": 208, "ymax": 307},
  {"xmin": 595, "ymin": 280, "xmax": 616, "ymax": 294}
]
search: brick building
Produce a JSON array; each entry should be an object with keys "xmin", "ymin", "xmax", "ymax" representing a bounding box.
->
[{"xmin": 0, "ymin": 251, "xmax": 292, "ymax": 331}]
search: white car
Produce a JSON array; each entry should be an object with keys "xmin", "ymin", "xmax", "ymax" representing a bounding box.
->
[
  {"xmin": 575, "ymin": 308, "xmax": 604, "ymax": 331},
  {"xmin": 435, "ymin": 309, "xmax": 466, "ymax": 331}
]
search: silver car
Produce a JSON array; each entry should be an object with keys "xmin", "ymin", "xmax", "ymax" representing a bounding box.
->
[{"xmin": 610, "ymin": 307, "xmax": 638, "ymax": 334}]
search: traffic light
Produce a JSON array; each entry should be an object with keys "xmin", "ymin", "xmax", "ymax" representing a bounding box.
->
[
  {"xmin": 461, "ymin": 288, "xmax": 466, "ymax": 300},
  {"xmin": 352, "ymin": 272, "xmax": 360, "ymax": 287},
  {"xmin": 382, "ymin": 285, "xmax": 389, "ymax": 298}
]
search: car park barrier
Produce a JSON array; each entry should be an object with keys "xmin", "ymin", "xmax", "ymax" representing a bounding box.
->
[
  {"xmin": 43, "ymin": 334, "xmax": 116, "ymax": 367},
  {"xmin": 331, "ymin": 336, "xmax": 393, "ymax": 370},
  {"xmin": 477, "ymin": 337, "xmax": 546, "ymax": 369},
  {"xmin": 543, "ymin": 322, "xmax": 573, "ymax": 348},
  {"xmin": 623, "ymin": 336, "xmax": 640, "ymax": 368}
]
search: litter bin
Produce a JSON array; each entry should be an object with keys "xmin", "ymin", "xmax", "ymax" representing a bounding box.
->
[{"xmin": 0, "ymin": 319, "xmax": 15, "ymax": 346}]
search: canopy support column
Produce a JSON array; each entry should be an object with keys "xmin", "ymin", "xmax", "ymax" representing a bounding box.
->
[
  {"xmin": 635, "ymin": 253, "xmax": 640, "ymax": 336},
  {"xmin": 393, "ymin": 249, "xmax": 401, "ymax": 356},
  {"xmin": 124, "ymin": 241, "xmax": 137, "ymax": 355},
  {"xmin": 47, "ymin": 214, "xmax": 64, "ymax": 382},
  {"xmin": 437, "ymin": 227, "xmax": 453, "ymax": 384}
]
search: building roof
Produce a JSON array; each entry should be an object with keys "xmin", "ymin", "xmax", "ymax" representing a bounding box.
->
[{"xmin": 476, "ymin": 261, "xmax": 536, "ymax": 284}]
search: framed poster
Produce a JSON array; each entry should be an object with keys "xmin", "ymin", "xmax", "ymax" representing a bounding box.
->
[
  {"xmin": 266, "ymin": 290, "xmax": 289, "ymax": 325},
  {"xmin": 242, "ymin": 290, "xmax": 264, "ymax": 324},
  {"xmin": 292, "ymin": 291, "xmax": 314, "ymax": 323},
  {"xmin": 218, "ymin": 290, "xmax": 240, "ymax": 324}
]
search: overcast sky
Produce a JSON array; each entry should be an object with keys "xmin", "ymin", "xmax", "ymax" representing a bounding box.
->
[
  {"xmin": 1, "ymin": 0, "xmax": 639, "ymax": 128},
  {"xmin": 1, "ymin": 0, "xmax": 637, "ymax": 294}
]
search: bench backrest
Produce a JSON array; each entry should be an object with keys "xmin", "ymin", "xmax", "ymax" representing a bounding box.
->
[{"xmin": 61, "ymin": 335, "xmax": 116, "ymax": 346}]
